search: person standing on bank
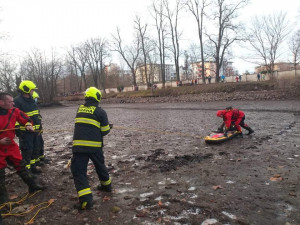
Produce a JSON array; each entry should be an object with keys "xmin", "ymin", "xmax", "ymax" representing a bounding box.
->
[
  {"xmin": 14, "ymin": 81, "xmax": 42, "ymax": 174},
  {"xmin": 71, "ymin": 87, "xmax": 112, "ymax": 210}
]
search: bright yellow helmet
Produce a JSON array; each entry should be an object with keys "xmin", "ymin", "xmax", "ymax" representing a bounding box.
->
[
  {"xmin": 32, "ymin": 91, "xmax": 39, "ymax": 99},
  {"xmin": 85, "ymin": 87, "xmax": 102, "ymax": 102},
  {"xmin": 19, "ymin": 80, "xmax": 37, "ymax": 94}
]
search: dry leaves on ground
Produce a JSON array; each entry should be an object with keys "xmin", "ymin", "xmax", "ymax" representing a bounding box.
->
[
  {"xmin": 270, "ymin": 174, "xmax": 283, "ymax": 181},
  {"xmin": 212, "ymin": 185, "xmax": 223, "ymax": 190}
]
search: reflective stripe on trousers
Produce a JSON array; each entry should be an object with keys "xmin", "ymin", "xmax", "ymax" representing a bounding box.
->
[
  {"xmin": 78, "ymin": 188, "xmax": 92, "ymax": 197},
  {"xmin": 73, "ymin": 140, "xmax": 102, "ymax": 147},
  {"xmin": 101, "ymin": 177, "xmax": 111, "ymax": 186}
]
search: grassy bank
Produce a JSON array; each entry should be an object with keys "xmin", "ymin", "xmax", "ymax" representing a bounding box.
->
[
  {"xmin": 54, "ymin": 79, "xmax": 300, "ymax": 102},
  {"xmin": 103, "ymin": 79, "xmax": 299, "ymax": 99}
]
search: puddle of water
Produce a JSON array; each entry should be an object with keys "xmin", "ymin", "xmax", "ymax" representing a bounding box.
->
[
  {"xmin": 201, "ymin": 219, "xmax": 218, "ymax": 225},
  {"xmin": 112, "ymin": 155, "xmax": 123, "ymax": 159},
  {"xmin": 182, "ymin": 208, "xmax": 201, "ymax": 215},
  {"xmin": 226, "ymin": 180, "xmax": 235, "ymax": 184},
  {"xmin": 56, "ymin": 161, "xmax": 66, "ymax": 165},
  {"xmin": 117, "ymin": 188, "xmax": 136, "ymax": 194},
  {"xmin": 222, "ymin": 211, "xmax": 237, "ymax": 220},
  {"xmin": 64, "ymin": 135, "xmax": 73, "ymax": 140},
  {"xmin": 136, "ymin": 204, "xmax": 157, "ymax": 211},
  {"xmin": 155, "ymin": 196, "xmax": 163, "ymax": 201},
  {"xmin": 140, "ymin": 192, "xmax": 154, "ymax": 198},
  {"xmin": 190, "ymin": 194, "xmax": 198, "ymax": 199}
]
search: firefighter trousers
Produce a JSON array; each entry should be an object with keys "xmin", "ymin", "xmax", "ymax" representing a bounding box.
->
[
  {"xmin": 19, "ymin": 132, "xmax": 39, "ymax": 169},
  {"xmin": 71, "ymin": 150, "xmax": 110, "ymax": 203}
]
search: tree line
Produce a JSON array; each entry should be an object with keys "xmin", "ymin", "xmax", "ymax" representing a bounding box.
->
[{"xmin": 0, "ymin": 0, "xmax": 299, "ymax": 103}]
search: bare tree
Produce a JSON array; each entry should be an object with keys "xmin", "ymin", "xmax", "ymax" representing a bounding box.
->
[
  {"xmin": 247, "ymin": 12, "xmax": 290, "ymax": 78},
  {"xmin": 289, "ymin": 29, "xmax": 300, "ymax": 76},
  {"xmin": 151, "ymin": 0, "xmax": 168, "ymax": 87},
  {"xmin": 85, "ymin": 38, "xmax": 110, "ymax": 92},
  {"xmin": 63, "ymin": 62, "xmax": 80, "ymax": 93},
  {"xmin": 0, "ymin": 58, "xmax": 16, "ymax": 93},
  {"xmin": 206, "ymin": 0, "xmax": 248, "ymax": 82},
  {"xmin": 134, "ymin": 16, "xmax": 151, "ymax": 87},
  {"xmin": 147, "ymin": 40, "xmax": 160, "ymax": 83},
  {"xmin": 67, "ymin": 43, "xmax": 88, "ymax": 91},
  {"xmin": 182, "ymin": 50, "xmax": 192, "ymax": 80},
  {"xmin": 112, "ymin": 28, "xmax": 140, "ymax": 87},
  {"xmin": 184, "ymin": 0, "xmax": 210, "ymax": 83},
  {"xmin": 163, "ymin": 0, "xmax": 183, "ymax": 82},
  {"xmin": 47, "ymin": 51, "xmax": 63, "ymax": 100},
  {"xmin": 19, "ymin": 49, "xmax": 62, "ymax": 103}
]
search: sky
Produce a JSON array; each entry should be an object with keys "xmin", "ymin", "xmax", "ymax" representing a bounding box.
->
[{"xmin": 0, "ymin": 0, "xmax": 299, "ymax": 73}]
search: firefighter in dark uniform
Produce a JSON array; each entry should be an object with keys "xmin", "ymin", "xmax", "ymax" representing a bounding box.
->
[
  {"xmin": 71, "ymin": 87, "xmax": 112, "ymax": 210},
  {"xmin": 14, "ymin": 80, "xmax": 42, "ymax": 174},
  {"xmin": 0, "ymin": 92, "xmax": 45, "ymax": 224},
  {"xmin": 32, "ymin": 91, "xmax": 48, "ymax": 166}
]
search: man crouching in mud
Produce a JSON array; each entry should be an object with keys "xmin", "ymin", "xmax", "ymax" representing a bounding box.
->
[{"xmin": 216, "ymin": 106, "xmax": 254, "ymax": 137}]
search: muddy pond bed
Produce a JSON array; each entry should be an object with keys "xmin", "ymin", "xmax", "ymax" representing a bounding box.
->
[{"xmin": 3, "ymin": 100, "xmax": 300, "ymax": 225}]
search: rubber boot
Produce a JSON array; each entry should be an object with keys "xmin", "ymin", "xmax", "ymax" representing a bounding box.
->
[
  {"xmin": 73, "ymin": 200, "xmax": 93, "ymax": 210},
  {"xmin": 0, "ymin": 169, "xmax": 8, "ymax": 204},
  {"xmin": 244, "ymin": 126, "xmax": 254, "ymax": 135},
  {"xmin": 40, "ymin": 157, "xmax": 51, "ymax": 165},
  {"xmin": 216, "ymin": 127, "xmax": 223, "ymax": 133},
  {"xmin": 17, "ymin": 169, "xmax": 46, "ymax": 193},
  {"xmin": 97, "ymin": 183, "xmax": 112, "ymax": 192},
  {"xmin": 31, "ymin": 164, "xmax": 42, "ymax": 174},
  {"xmin": 238, "ymin": 131, "xmax": 243, "ymax": 138},
  {"xmin": 0, "ymin": 212, "xmax": 3, "ymax": 225}
]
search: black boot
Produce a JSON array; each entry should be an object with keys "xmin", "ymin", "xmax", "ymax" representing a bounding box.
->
[
  {"xmin": 17, "ymin": 169, "xmax": 46, "ymax": 193},
  {"xmin": 245, "ymin": 127, "xmax": 254, "ymax": 135},
  {"xmin": 216, "ymin": 127, "xmax": 223, "ymax": 133},
  {"xmin": 0, "ymin": 212, "xmax": 3, "ymax": 225},
  {"xmin": 31, "ymin": 165, "xmax": 42, "ymax": 174},
  {"xmin": 97, "ymin": 183, "xmax": 112, "ymax": 192},
  {"xmin": 73, "ymin": 201, "xmax": 93, "ymax": 210},
  {"xmin": 0, "ymin": 169, "xmax": 8, "ymax": 204},
  {"xmin": 40, "ymin": 158, "xmax": 51, "ymax": 165}
]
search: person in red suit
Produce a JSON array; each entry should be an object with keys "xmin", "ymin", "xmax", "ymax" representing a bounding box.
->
[
  {"xmin": 216, "ymin": 106, "xmax": 254, "ymax": 136},
  {"xmin": 0, "ymin": 92, "xmax": 45, "ymax": 210}
]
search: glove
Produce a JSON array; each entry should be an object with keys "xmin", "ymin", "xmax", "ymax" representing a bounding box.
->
[
  {"xmin": 25, "ymin": 123, "xmax": 34, "ymax": 132},
  {"xmin": 0, "ymin": 137, "xmax": 12, "ymax": 145},
  {"xmin": 109, "ymin": 123, "xmax": 113, "ymax": 129}
]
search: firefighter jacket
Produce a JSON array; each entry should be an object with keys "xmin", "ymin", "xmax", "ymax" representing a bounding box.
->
[
  {"xmin": 72, "ymin": 100, "xmax": 110, "ymax": 154},
  {"xmin": 0, "ymin": 107, "xmax": 33, "ymax": 142},
  {"xmin": 224, "ymin": 109, "xmax": 245, "ymax": 129},
  {"xmin": 14, "ymin": 95, "xmax": 41, "ymax": 131}
]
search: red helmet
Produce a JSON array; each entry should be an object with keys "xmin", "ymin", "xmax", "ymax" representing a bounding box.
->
[{"xmin": 217, "ymin": 110, "xmax": 226, "ymax": 117}]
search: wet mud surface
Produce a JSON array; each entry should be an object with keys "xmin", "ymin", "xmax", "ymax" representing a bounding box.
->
[{"xmin": 3, "ymin": 100, "xmax": 300, "ymax": 225}]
